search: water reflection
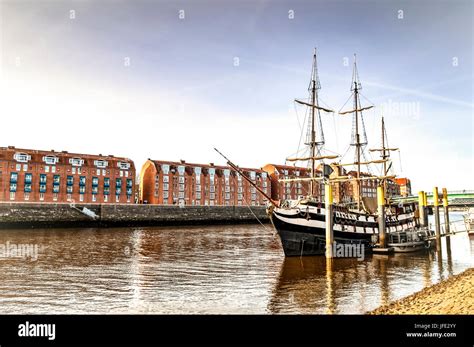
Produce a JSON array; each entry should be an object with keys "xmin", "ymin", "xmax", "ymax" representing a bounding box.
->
[{"xmin": 0, "ymin": 213, "xmax": 472, "ymax": 314}]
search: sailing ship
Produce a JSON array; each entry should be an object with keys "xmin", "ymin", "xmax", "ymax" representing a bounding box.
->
[
  {"xmin": 216, "ymin": 49, "xmax": 428, "ymax": 256},
  {"xmin": 264, "ymin": 49, "xmax": 422, "ymax": 256}
]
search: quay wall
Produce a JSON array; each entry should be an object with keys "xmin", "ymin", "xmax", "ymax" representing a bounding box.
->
[{"xmin": 0, "ymin": 203, "xmax": 269, "ymax": 228}]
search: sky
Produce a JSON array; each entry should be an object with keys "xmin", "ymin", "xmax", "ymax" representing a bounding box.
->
[{"xmin": 0, "ymin": 0, "xmax": 472, "ymax": 192}]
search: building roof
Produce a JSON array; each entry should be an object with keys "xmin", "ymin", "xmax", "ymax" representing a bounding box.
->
[
  {"xmin": 0, "ymin": 146, "xmax": 135, "ymax": 168},
  {"xmin": 395, "ymin": 177, "xmax": 411, "ymax": 185}
]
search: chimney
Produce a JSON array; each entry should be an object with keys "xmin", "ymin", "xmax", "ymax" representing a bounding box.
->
[
  {"xmin": 62, "ymin": 150, "xmax": 68, "ymax": 153},
  {"xmin": 210, "ymin": 162, "xmax": 214, "ymax": 166},
  {"xmin": 8, "ymin": 146, "xmax": 15, "ymax": 149},
  {"xmin": 180, "ymin": 159, "xmax": 185, "ymax": 164}
]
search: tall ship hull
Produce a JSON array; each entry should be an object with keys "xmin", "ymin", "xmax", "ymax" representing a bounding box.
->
[{"xmin": 269, "ymin": 201, "xmax": 418, "ymax": 256}]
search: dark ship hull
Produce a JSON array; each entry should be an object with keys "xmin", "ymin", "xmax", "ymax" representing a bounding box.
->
[{"xmin": 269, "ymin": 201, "xmax": 417, "ymax": 257}]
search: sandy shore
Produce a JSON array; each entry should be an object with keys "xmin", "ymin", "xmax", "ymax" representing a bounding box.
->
[{"xmin": 369, "ymin": 267, "xmax": 474, "ymax": 314}]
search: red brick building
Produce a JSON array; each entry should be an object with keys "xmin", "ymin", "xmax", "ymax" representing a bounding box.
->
[
  {"xmin": 139, "ymin": 160, "xmax": 271, "ymax": 206},
  {"xmin": 0, "ymin": 146, "xmax": 135, "ymax": 203},
  {"xmin": 262, "ymin": 164, "xmax": 318, "ymax": 201}
]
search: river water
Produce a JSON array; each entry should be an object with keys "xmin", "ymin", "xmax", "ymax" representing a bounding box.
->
[{"xmin": 0, "ymin": 213, "xmax": 472, "ymax": 314}]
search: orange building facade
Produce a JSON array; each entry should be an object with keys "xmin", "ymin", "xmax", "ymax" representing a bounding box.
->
[
  {"xmin": 140, "ymin": 159, "xmax": 271, "ymax": 206},
  {"xmin": 0, "ymin": 146, "xmax": 135, "ymax": 203},
  {"xmin": 394, "ymin": 178, "xmax": 412, "ymax": 197}
]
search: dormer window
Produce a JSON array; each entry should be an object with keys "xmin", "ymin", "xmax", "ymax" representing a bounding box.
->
[
  {"xmin": 69, "ymin": 158, "xmax": 84, "ymax": 167},
  {"xmin": 13, "ymin": 152, "xmax": 31, "ymax": 163},
  {"xmin": 94, "ymin": 160, "xmax": 108, "ymax": 168},
  {"xmin": 161, "ymin": 164, "xmax": 170, "ymax": 175},
  {"xmin": 117, "ymin": 161, "xmax": 130, "ymax": 170},
  {"xmin": 43, "ymin": 155, "xmax": 59, "ymax": 165}
]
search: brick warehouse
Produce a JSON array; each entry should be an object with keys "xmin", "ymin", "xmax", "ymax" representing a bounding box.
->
[
  {"xmin": 261, "ymin": 164, "xmax": 315, "ymax": 201},
  {"xmin": 139, "ymin": 159, "xmax": 272, "ymax": 206},
  {"xmin": 0, "ymin": 146, "xmax": 136, "ymax": 203}
]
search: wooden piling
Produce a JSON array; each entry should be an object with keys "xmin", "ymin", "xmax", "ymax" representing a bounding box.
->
[
  {"xmin": 377, "ymin": 186, "xmax": 386, "ymax": 248},
  {"xmin": 325, "ymin": 183, "xmax": 334, "ymax": 258},
  {"xmin": 433, "ymin": 187, "xmax": 441, "ymax": 241},
  {"xmin": 442, "ymin": 188, "xmax": 450, "ymax": 235},
  {"xmin": 418, "ymin": 191, "xmax": 426, "ymax": 227},
  {"xmin": 423, "ymin": 191, "xmax": 429, "ymax": 226}
]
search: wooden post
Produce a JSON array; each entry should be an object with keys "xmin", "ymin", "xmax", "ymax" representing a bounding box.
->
[
  {"xmin": 442, "ymin": 188, "xmax": 450, "ymax": 235},
  {"xmin": 423, "ymin": 191, "xmax": 429, "ymax": 227},
  {"xmin": 325, "ymin": 183, "xmax": 334, "ymax": 258},
  {"xmin": 418, "ymin": 191, "xmax": 426, "ymax": 227},
  {"xmin": 377, "ymin": 186, "xmax": 386, "ymax": 248},
  {"xmin": 433, "ymin": 187, "xmax": 441, "ymax": 241}
]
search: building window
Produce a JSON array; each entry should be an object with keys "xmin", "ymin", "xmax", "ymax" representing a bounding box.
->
[
  {"xmin": 179, "ymin": 184, "xmax": 185, "ymax": 192},
  {"xmin": 69, "ymin": 158, "xmax": 84, "ymax": 167},
  {"xmin": 92, "ymin": 187, "xmax": 98, "ymax": 194},
  {"xmin": 79, "ymin": 194, "xmax": 84, "ymax": 202},
  {"xmin": 24, "ymin": 184, "xmax": 32, "ymax": 193},
  {"xmin": 24, "ymin": 173, "xmax": 32, "ymax": 184},
  {"xmin": 92, "ymin": 177, "xmax": 99, "ymax": 186},
  {"xmin": 196, "ymin": 185, "xmax": 201, "ymax": 192},
  {"xmin": 67, "ymin": 176, "xmax": 74, "ymax": 185},
  {"xmin": 196, "ymin": 192, "xmax": 201, "ymax": 199},
  {"xmin": 43, "ymin": 155, "xmax": 59, "ymax": 165},
  {"xmin": 104, "ymin": 178, "xmax": 110, "ymax": 187},
  {"xmin": 67, "ymin": 194, "xmax": 72, "ymax": 201},
  {"xmin": 124, "ymin": 171, "xmax": 128, "ymax": 177},
  {"xmin": 16, "ymin": 164, "xmax": 21, "ymax": 171},
  {"xmin": 163, "ymin": 175, "xmax": 169, "ymax": 183},
  {"xmin": 72, "ymin": 167, "xmax": 76, "ymax": 174},
  {"xmin": 163, "ymin": 183, "xmax": 169, "ymax": 191},
  {"xmin": 102, "ymin": 169, "xmax": 106, "ymax": 176},
  {"xmin": 10, "ymin": 192, "xmax": 15, "ymax": 200},
  {"xmin": 210, "ymin": 193, "xmax": 215, "ymax": 200},
  {"xmin": 178, "ymin": 192, "xmax": 185, "ymax": 199},
  {"xmin": 96, "ymin": 169, "xmax": 100, "ymax": 175},
  {"xmin": 162, "ymin": 164, "xmax": 170, "ymax": 175},
  {"xmin": 210, "ymin": 186, "xmax": 215, "ymax": 193},
  {"xmin": 225, "ymin": 193, "xmax": 230, "ymax": 200},
  {"xmin": 10, "ymin": 172, "xmax": 18, "ymax": 183},
  {"xmin": 53, "ymin": 193, "xmax": 58, "ymax": 201},
  {"xmin": 94, "ymin": 160, "xmax": 108, "ymax": 168},
  {"xmin": 39, "ymin": 193, "xmax": 45, "ymax": 201},
  {"xmin": 126, "ymin": 196, "xmax": 131, "ymax": 203},
  {"xmin": 79, "ymin": 186, "xmax": 86, "ymax": 194},
  {"xmin": 92, "ymin": 195, "xmax": 96, "ymax": 202},
  {"xmin": 118, "ymin": 161, "xmax": 130, "ymax": 170},
  {"xmin": 104, "ymin": 195, "xmax": 108, "ymax": 202},
  {"xmin": 116, "ymin": 195, "xmax": 120, "ymax": 203},
  {"xmin": 163, "ymin": 191, "xmax": 169, "ymax": 199},
  {"xmin": 24, "ymin": 193, "xmax": 30, "ymax": 201},
  {"xmin": 51, "ymin": 166, "xmax": 56, "ymax": 173},
  {"xmin": 79, "ymin": 176, "xmax": 86, "ymax": 186},
  {"xmin": 9, "ymin": 183, "xmax": 17, "ymax": 192},
  {"xmin": 14, "ymin": 152, "xmax": 31, "ymax": 163},
  {"xmin": 104, "ymin": 187, "xmax": 110, "ymax": 195}
]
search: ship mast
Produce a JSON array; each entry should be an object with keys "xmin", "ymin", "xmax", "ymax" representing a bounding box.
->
[
  {"xmin": 309, "ymin": 48, "xmax": 320, "ymax": 197},
  {"xmin": 369, "ymin": 116, "xmax": 399, "ymax": 200},
  {"xmin": 352, "ymin": 56, "xmax": 362, "ymax": 211}
]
